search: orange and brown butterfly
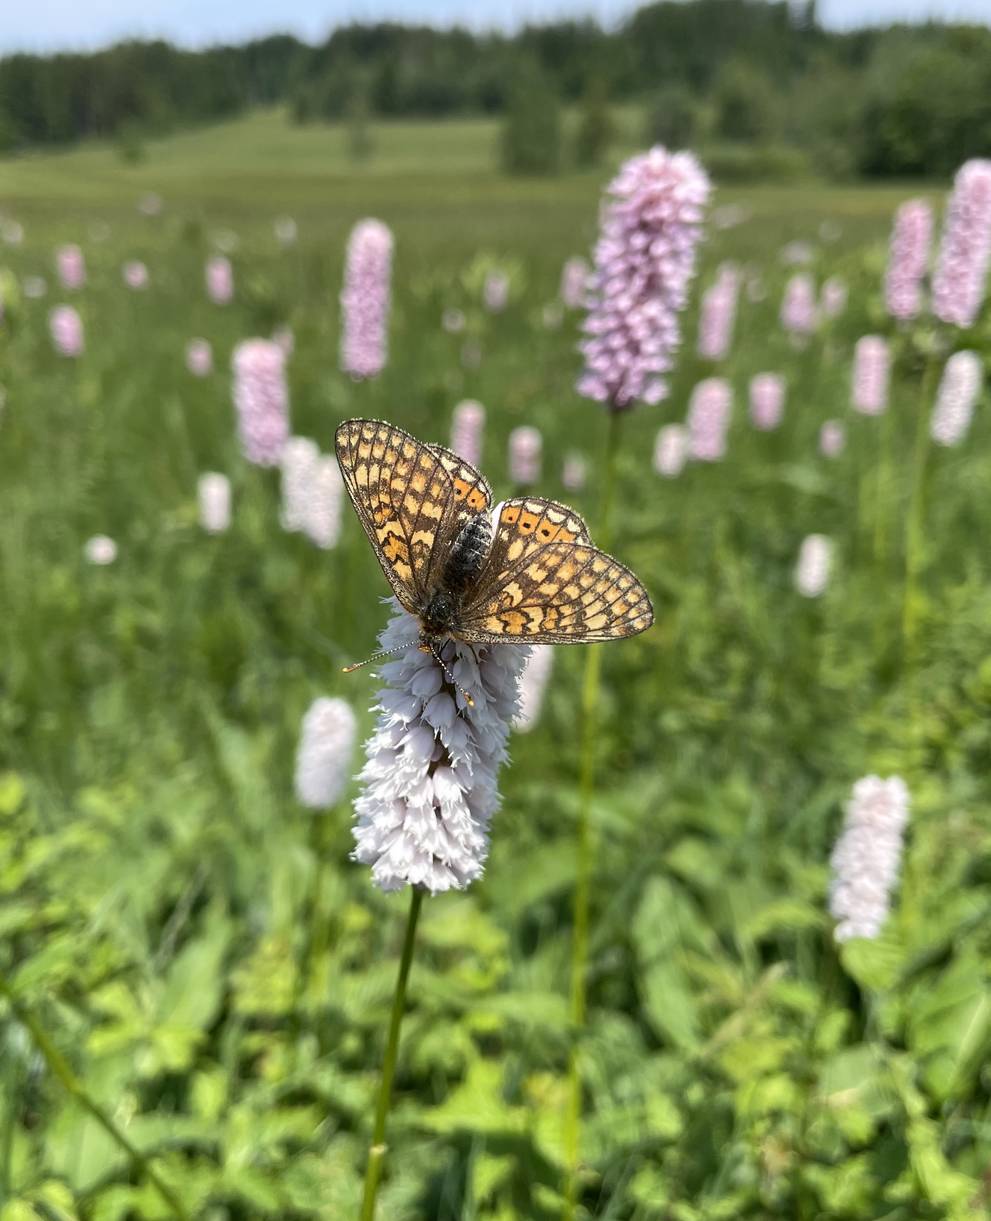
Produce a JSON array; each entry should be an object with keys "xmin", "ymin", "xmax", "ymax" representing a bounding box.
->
[{"xmin": 335, "ymin": 418, "xmax": 653, "ymax": 660}]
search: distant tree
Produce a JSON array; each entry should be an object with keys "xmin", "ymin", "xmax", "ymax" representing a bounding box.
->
[
  {"xmin": 713, "ymin": 60, "xmax": 778, "ymax": 142},
  {"xmin": 574, "ymin": 78, "xmax": 615, "ymax": 166},
  {"xmin": 859, "ymin": 31, "xmax": 991, "ymax": 176},
  {"xmin": 501, "ymin": 61, "xmax": 561, "ymax": 175},
  {"xmin": 643, "ymin": 83, "xmax": 699, "ymax": 149}
]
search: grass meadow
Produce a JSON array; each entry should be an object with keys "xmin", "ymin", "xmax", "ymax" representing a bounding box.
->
[{"xmin": 1, "ymin": 110, "xmax": 990, "ymax": 1219}]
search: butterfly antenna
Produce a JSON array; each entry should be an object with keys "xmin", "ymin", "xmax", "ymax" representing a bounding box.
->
[
  {"xmin": 342, "ymin": 641, "xmax": 418, "ymax": 673},
  {"xmin": 428, "ymin": 642, "xmax": 476, "ymax": 708}
]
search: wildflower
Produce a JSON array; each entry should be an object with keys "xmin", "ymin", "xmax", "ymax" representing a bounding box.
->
[
  {"xmin": 749, "ymin": 373, "xmax": 785, "ymax": 432},
  {"xmin": 352, "ymin": 601, "xmax": 527, "ymax": 892},
  {"xmin": 697, "ymin": 264, "xmax": 738, "ymax": 361},
  {"xmin": 933, "ymin": 160, "xmax": 991, "ymax": 328},
  {"xmin": 561, "ymin": 452, "xmax": 587, "ymax": 492},
  {"xmin": 442, "ymin": 308, "xmax": 466, "ymax": 334},
  {"xmin": 49, "ymin": 305, "xmax": 83, "ymax": 357},
  {"xmin": 206, "ymin": 255, "xmax": 234, "ymax": 305},
  {"xmin": 122, "ymin": 261, "xmax": 149, "ymax": 290},
  {"xmin": 515, "ymin": 646, "xmax": 554, "ymax": 732},
  {"xmin": 232, "ymin": 339, "xmax": 290, "ymax": 467},
  {"xmin": 794, "ymin": 534, "xmax": 832, "ymax": 598},
  {"xmin": 84, "ymin": 535, "xmax": 117, "ymax": 565},
  {"xmin": 780, "ymin": 273, "xmax": 817, "ymax": 337},
  {"xmin": 274, "ymin": 215, "xmax": 297, "ymax": 246},
  {"xmin": 186, "ymin": 338, "xmax": 213, "ymax": 377},
  {"xmin": 781, "ymin": 241, "xmax": 814, "ymax": 266},
  {"xmin": 280, "ymin": 436, "xmax": 320, "ymax": 532},
  {"xmin": 304, "ymin": 455, "xmax": 344, "ymax": 550},
  {"xmin": 653, "ymin": 423, "xmax": 688, "ymax": 477},
  {"xmin": 931, "ymin": 350, "xmax": 983, "ymax": 447},
  {"xmin": 56, "ymin": 244, "xmax": 85, "ymax": 290},
  {"xmin": 508, "ymin": 425, "xmax": 541, "ymax": 485},
  {"xmin": 483, "ymin": 270, "xmax": 509, "ymax": 313},
  {"xmin": 819, "ymin": 420, "xmax": 846, "ymax": 458},
  {"xmin": 340, "ymin": 218, "xmax": 393, "ymax": 379},
  {"xmin": 198, "ymin": 472, "xmax": 231, "ymax": 534},
  {"xmin": 686, "ymin": 378, "xmax": 732, "ymax": 462},
  {"xmin": 578, "ymin": 146, "xmax": 710, "ymax": 410},
  {"xmin": 885, "ymin": 199, "xmax": 932, "ymax": 321},
  {"xmin": 272, "ymin": 326, "xmax": 294, "ymax": 357},
  {"xmin": 542, "ymin": 303, "xmax": 563, "ymax": 330},
  {"xmin": 451, "ymin": 400, "xmax": 485, "ymax": 467},
  {"xmin": 829, "ymin": 776, "xmax": 909, "ymax": 942},
  {"xmin": 560, "ymin": 256, "xmax": 590, "ymax": 309},
  {"xmin": 820, "ymin": 276, "xmax": 847, "ymax": 319},
  {"xmin": 852, "ymin": 336, "xmax": 890, "ymax": 416},
  {"xmin": 295, "ymin": 697, "xmax": 358, "ymax": 809}
]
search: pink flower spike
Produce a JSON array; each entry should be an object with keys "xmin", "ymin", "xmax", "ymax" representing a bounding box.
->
[
  {"xmin": 206, "ymin": 255, "xmax": 234, "ymax": 305},
  {"xmin": 653, "ymin": 423, "xmax": 688, "ymax": 477},
  {"xmin": 820, "ymin": 277, "xmax": 847, "ymax": 320},
  {"xmin": 508, "ymin": 426, "xmax": 541, "ymax": 486},
  {"xmin": 232, "ymin": 339, "xmax": 290, "ymax": 467},
  {"xmin": 697, "ymin": 263, "xmax": 739, "ymax": 361},
  {"xmin": 56, "ymin": 244, "xmax": 85, "ymax": 290},
  {"xmin": 186, "ymin": 338, "xmax": 213, "ymax": 377},
  {"xmin": 885, "ymin": 199, "xmax": 932, "ymax": 321},
  {"xmin": 686, "ymin": 378, "xmax": 732, "ymax": 462},
  {"xmin": 820, "ymin": 420, "xmax": 846, "ymax": 458},
  {"xmin": 483, "ymin": 270, "xmax": 509, "ymax": 313},
  {"xmin": 780, "ymin": 273, "xmax": 817, "ymax": 337},
  {"xmin": 749, "ymin": 373, "xmax": 785, "ymax": 432},
  {"xmin": 795, "ymin": 534, "xmax": 832, "ymax": 598},
  {"xmin": 578, "ymin": 146, "xmax": 710, "ymax": 411},
  {"xmin": 49, "ymin": 305, "xmax": 83, "ymax": 357},
  {"xmin": 933, "ymin": 160, "xmax": 991, "ymax": 328},
  {"xmin": 560, "ymin": 256, "xmax": 590, "ymax": 309},
  {"xmin": 561, "ymin": 452, "xmax": 587, "ymax": 492},
  {"xmin": 852, "ymin": 336, "xmax": 890, "ymax": 416},
  {"xmin": 931, "ymin": 350, "xmax": 983, "ymax": 447},
  {"xmin": 122, "ymin": 261, "xmax": 148, "ymax": 290},
  {"xmin": 451, "ymin": 400, "xmax": 485, "ymax": 467},
  {"xmin": 340, "ymin": 218, "xmax": 393, "ymax": 379}
]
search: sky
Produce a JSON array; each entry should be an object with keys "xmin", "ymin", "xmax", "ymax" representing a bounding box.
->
[{"xmin": 1, "ymin": 0, "xmax": 989, "ymax": 54}]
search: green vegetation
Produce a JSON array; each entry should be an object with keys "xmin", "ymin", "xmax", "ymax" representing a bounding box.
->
[
  {"xmin": 1, "ymin": 114, "xmax": 990, "ymax": 1219},
  {"xmin": 2, "ymin": 1, "xmax": 991, "ymax": 179}
]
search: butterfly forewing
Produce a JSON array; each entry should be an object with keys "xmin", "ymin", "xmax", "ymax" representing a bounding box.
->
[{"xmin": 335, "ymin": 419, "xmax": 491, "ymax": 611}]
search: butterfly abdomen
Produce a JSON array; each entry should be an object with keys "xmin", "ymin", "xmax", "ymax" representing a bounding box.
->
[{"xmin": 443, "ymin": 513, "xmax": 492, "ymax": 594}]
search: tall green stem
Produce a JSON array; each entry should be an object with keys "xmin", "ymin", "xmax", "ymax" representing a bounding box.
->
[
  {"xmin": 563, "ymin": 410, "xmax": 623, "ymax": 1219},
  {"xmin": 359, "ymin": 886, "xmax": 424, "ymax": 1221},
  {"xmin": 0, "ymin": 971, "xmax": 189, "ymax": 1219},
  {"xmin": 902, "ymin": 354, "xmax": 938, "ymax": 656}
]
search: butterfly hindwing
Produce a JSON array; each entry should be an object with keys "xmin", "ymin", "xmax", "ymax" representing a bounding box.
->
[
  {"xmin": 335, "ymin": 419, "xmax": 490, "ymax": 611},
  {"xmin": 458, "ymin": 499, "xmax": 653, "ymax": 643}
]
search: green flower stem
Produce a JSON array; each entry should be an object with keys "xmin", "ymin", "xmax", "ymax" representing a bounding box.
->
[
  {"xmin": 0, "ymin": 970, "xmax": 189, "ymax": 1220},
  {"xmin": 563, "ymin": 409, "xmax": 623, "ymax": 1219},
  {"xmin": 359, "ymin": 885, "xmax": 424, "ymax": 1221},
  {"xmin": 902, "ymin": 353, "xmax": 939, "ymax": 656}
]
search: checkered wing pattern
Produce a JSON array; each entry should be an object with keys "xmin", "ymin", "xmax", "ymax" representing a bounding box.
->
[
  {"xmin": 458, "ymin": 498, "xmax": 653, "ymax": 643},
  {"xmin": 335, "ymin": 419, "xmax": 491, "ymax": 611}
]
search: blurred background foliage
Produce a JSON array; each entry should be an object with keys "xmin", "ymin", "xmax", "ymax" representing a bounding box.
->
[{"xmin": 1, "ymin": 0, "xmax": 991, "ymax": 180}]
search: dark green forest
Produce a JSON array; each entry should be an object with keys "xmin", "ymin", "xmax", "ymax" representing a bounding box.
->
[{"xmin": 1, "ymin": 0, "xmax": 990, "ymax": 177}]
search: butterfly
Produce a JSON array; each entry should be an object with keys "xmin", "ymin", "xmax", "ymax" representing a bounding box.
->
[{"xmin": 335, "ymin": 418, "xmax": 653, "ymax": 665}]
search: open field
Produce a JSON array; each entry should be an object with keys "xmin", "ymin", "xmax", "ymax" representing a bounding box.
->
[{"xmin": 1, "ymin": 110, "xmax": 989, "ymax": 1220}]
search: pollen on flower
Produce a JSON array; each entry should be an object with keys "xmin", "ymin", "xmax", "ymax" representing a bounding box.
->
[{"xmin": 352, "ymin": 602, "xmax": 528, "ymax": 893}]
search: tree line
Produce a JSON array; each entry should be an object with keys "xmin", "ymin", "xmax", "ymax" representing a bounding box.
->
[{"xmin": 1, "ymin": 0, "xmax": 990, "ymax": 178}]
